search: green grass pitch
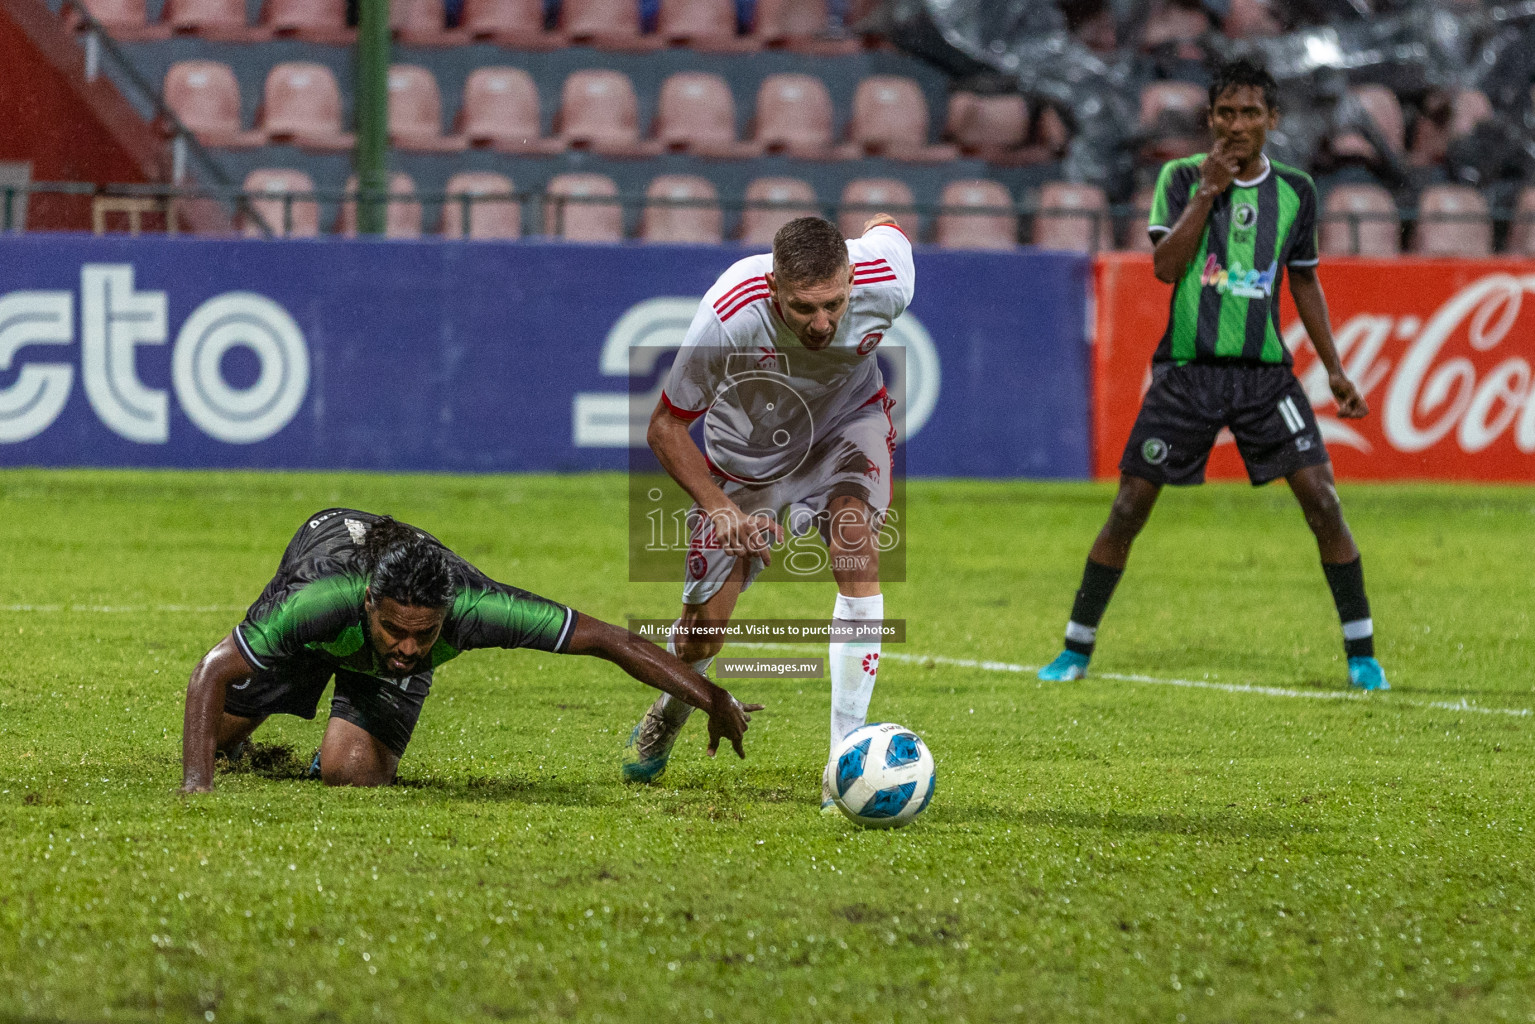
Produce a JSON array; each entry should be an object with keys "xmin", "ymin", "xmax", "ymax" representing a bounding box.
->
[{"xmin": 2, "ymin": 469, "xmax": 1533, "ymax": 1023}]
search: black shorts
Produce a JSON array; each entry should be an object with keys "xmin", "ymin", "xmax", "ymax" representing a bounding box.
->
[
  {"xmin": 223, "ymin": 652, "xmax": 427, "ymax": 757},
  {"xmin": 1120, "ymin": 362, "xmax": 1330, "ymax": 486}
]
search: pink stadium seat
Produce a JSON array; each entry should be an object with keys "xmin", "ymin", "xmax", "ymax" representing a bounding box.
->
[
  {"xmin": 1222, "ymin": 0, "xmax": 1280, "ymax": 37},
  {"xmin": 560, "ymin": 0, "xmax": 661, "ymax": 51},
  {"xmin": 460, "ymin": 0, "xmax": 560, "ymax": 48},
  {"xmin": 653, "ymin": 72, "xmax": 759, "ymax": 158},
  {"xmin": 935, "ymin": 180, "xmax": 1017, "ymax": 250},
  {"xmin": 1412, "ymin": 185, "xmax": 1491, "ymax": 257},
  {"xmin": 339, "ymin": 173, "xmax": 422, "ymax": 239},
  {"xmin": 751, "ymin": 74, "xmax": 836, "ymax": 159},
  {"xmin": 1124, "ymin": 184, "xmax": 1158, "ymax": 252},
  {"xmin": 944, "ymin": 92, "xmax": 1028, "ymax": 161},
  {"xmin": 1409, "ymin": 88, "xmax": 1493, "ymax": 168},
  {"xmin": 837, "ymin": 76, "xmax": 957, "ymax": 162},
  {"xmin": 73, "ymin": 0, "xmax": 170, "ymax": 39},
  {"xmin": 241, "ymin": 169, "xmax": 319, "ymax": 238},
  {"xmin": 657, "ymin": 0, "xmax": 757, "ymax": 51},
  {"xmin": 738, "ymin": 177, "xmax": 819, "ymax": 244},
  {"xmin": 1140, "ymin": 0, "xmax": 1207, "ymax": 58},
  {"xmin": 1136, "ymin": 81, "xmax": 1207, "ymax": 162},
  {"xmin": 642, "ymin": 175, "xmax": 724, "ymax": 243},
  {"xmin": 751, "ymin": 0, "xmax": 856, "ymax": 54},
  {"xmin": 1320, "ymin": 184, "xmax": 1400, "ymax": 257},
  {"xmin": 163, "ymin": 0, "xmax": 267, "ymax": 39},
  {"xmin": 543, "ymin": 173, "xmax": 624, "ymax": 241},
  {"xmin": 1033, "ymin": 182, "xmax": 1112, "ymax": 253},
  {"xmin": 455, "ymin": 67, "xmax": 562, "ymax": 154},
  {"xmin": 442, "ymin": 171, "xmax": 521, "ymax": 240},
  {"xmin": 1506, "ymin": 187, "xmax": 1535, "ymax": 257},
  {"xmin": 1138, "ymin": 81, "xmax": 1205, "ymax": 127},
  {"xmin": 387, "ymin": 64, "xmax": 464, "ymax": 152},
  {"xmin": 390, "ymin": 0, "xmax": 466, "ymax": 44},
  {"xmin": 162, "ymin": 60, "xmax": 263, "ymax": 148},
  {"xmin": 556, "ymin": 70, "xmax": 661, "ymax": 157},
  {"xmin": 259, "ymin": 63, "xmax": 353, "ymax": 151},
  {"xmin": 1332, "ymin": 85, "xmax": 1406, "ymax": 162},
  {"xmin": 837, "ymin": 178, "xmax": 918, "ymax": 239},
  {"xmin": 261, "ymin": 0, "xmax": 353, "ymax": 43}
]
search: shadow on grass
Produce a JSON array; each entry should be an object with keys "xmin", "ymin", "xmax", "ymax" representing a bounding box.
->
[
  {"xmin": 394, "ymin": 774, "xmax": 622, "ymax": 808},
  {"xmin": 935, "ymin": 804, "xmax": 1323, "ymax": 839}
]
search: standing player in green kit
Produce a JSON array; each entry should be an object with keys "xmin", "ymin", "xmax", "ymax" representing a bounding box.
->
[{"xmin": 1039, "ymin": 58, "xmax": 1389, "ymax": 691}]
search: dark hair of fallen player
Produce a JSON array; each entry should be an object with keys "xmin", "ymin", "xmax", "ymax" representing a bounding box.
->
[
  {"xmin": 771, "ymin": 216, "xmax": 850, "ymax": 287},
  {"xmin": 359, "ymin": 517, "xmax": 457, "ymax": 610}
]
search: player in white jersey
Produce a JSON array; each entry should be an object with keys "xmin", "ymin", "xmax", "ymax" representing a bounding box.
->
[{"xmin": 622, "ymin": 215, "xmax": 915, "ymax": 812}]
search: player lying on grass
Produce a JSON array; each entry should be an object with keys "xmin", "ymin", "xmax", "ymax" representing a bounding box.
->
[
  {"xmin": 1039, "ymin": 58, "xmax": 1387, "ymax": 692},
  {"xmin": 622, "ymin": 214, "xmax": 912, "ymax": 814},
  {"xmin": 180, "ymin": 509, "xmax": 761, "ymax": 792}
]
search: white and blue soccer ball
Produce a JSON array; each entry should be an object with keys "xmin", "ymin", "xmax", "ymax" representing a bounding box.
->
[{"xmin": 830, "ymin": 722, "xmax": 935, "ymax": 828}]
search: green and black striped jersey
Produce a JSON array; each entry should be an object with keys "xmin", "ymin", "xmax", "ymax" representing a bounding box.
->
[
  {"xmin": 1147, "ymin": 154, "xmax": 1319, "ymax": 366},
  {"xmin": 234, "ymin": 509, "xmax": 575, "ymax": 688}
]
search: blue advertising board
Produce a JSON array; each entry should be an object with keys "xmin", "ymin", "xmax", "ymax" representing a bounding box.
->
[{"xmin": 0, "ymin": 235, "xmax": 1089, "ymax": 478}]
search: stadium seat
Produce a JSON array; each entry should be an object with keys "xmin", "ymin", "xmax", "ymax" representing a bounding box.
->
[
  {"xmin": 1412, "ymin": 185, "xmax": 1491, "ymax": 257},
  {"xmin": 944, "ymin": 92, "xmax": 1031, "ymax": 162},
  {"xmin": 460, "ymin": 0, "xmax": 561, "ymax": 48},
  {"xmin": 738, "ymin": 177, "xmax": 819, "ymax": 244},
  {"xmin": 163, "ymin": 0, "xmax": 267, "ymax": 40},
  {"xmin": 1123, "ymin": 184, "xmax": 1158, "ymax": 251},
  {"xmin": 1506, "ymin": 186, "xmax": 1535, "ymax": 256},
  {"xmin": 388, "ymin": 65, "xmax": 464, "ymax": 152},
  {"xmin": 1137, "ymin": 81, "xmax": 1207, "ymax": 161},
  {"xmin": 240, "ymin": 169, "xmax": 319, "ymax": 238},
  {"xmin": 391, "ymin": 0, "xmax": 466, "ymax": 44},
  {"xmin": 657, "ymin": 0, "xmax": 757, "ymax": 51},
  {"xmin": 750, "ymin": 74, "xmax": 836, "ymax": 159},
  {"xmin": 1320, "ymin": 184, "xmax": 1400, "ymax": 256},
  {"xmin": 837, "ymin": 178, "xmax": 918, "ymax": 239},
  {"xmin": 261, "ymin": 0, "xmax": 353, "ymax": 43},
  {"xmin": 1409, "ymin": 88, "xmax": 1493, "ymax": 168},
  {"xmin": 560, "ymin": 0, "xmax": 662, "ymax": 51},
  {"xmin": 455, "ymin": 67, "xmax": 562, "ymax": 154},
  {"xmin": 1332, "ymin": 85, "xmax": 1405, "ymax": 162},
  {"xmin": 934, "ymin": 180, "xmax": 1017, "ymax": 250},
  {"xmin": 338, "ymin": 173, "xmax": 422, "ymax": 239},
  {"xmin": 258, "ymin": 63, "xmax": 353, "ymax": 151},
  {"xmin": 162, "ymin": 60, "xmax": 264, "ymax": 148},
  {"xmin": 751, "ymin": 0, "xmax": 857, "ymax": 54},
  {"xmin": 653, "ymin": 72, "xmax": 759, "ymax": 158},
  {"xmin": 442, "ymin": 171, "xmax": 521, "ymax": 240},
  {"xmin": 1140, "ymin": 0, "xmax": 1208, "ymax": 59},
  {"xmin": 543, "ymin": 173, "xmax": 624, "ymax": 241},
  {"xmin": 71, "ymin": 0, "xmax": 171, "ymax": 40},
  {"xmin": 837, "ymin": 76, "xmax": 957, "ymax": 162},
  {"xmin": 1222, "ymin": 0, "xmax": 1280, "ymax": 37},
  {"xmin": 641, "ymin": 175, "xmax": 724, "ymax": 243},
  {"xmin": 1033, "ymin": 182, "xmax": 1112, "ymax": 252},
  {"xmin": 556, "ymin": 70, "xmax": 661, "ymax": 157}
]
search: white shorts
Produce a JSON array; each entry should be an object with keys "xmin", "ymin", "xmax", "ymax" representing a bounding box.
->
[{"xmin": 682, "ymin": 391, "xmax": 896, "ymax": 605}]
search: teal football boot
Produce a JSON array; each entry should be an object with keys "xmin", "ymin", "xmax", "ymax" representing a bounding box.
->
[
  {"xmin": 621, "ymin": 695, "xmax": 691, "ymax": 783},
  {"xmin": 1348, "ymin": 656, "xmax": 1389, "ymax": 691},
  {"xmin": 1038, "ymin": 649, "xmax": 1090, "ymax": 681}
]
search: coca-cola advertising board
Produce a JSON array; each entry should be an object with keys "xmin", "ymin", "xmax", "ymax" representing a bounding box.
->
[{"xmin": 1092, "ymin": 254, "xmax": 1535, "ymax": 481}]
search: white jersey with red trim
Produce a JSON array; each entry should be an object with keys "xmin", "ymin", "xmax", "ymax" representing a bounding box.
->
[{"xmin": 661, "ymin": 224, "xmax": 915, "ymax": 484}]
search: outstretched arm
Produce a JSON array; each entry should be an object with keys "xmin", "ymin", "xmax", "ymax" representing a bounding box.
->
[
  {"xmin": 181, "ymin": 632, "xmax": 254, "ymax": 793},
  {"xmin": 1289, "ymin": 265, "xmax": 1367, "ymax": 418},
  {"xmin": 564, "ymin": 613, "xmax": 763, "ymax": 759}
]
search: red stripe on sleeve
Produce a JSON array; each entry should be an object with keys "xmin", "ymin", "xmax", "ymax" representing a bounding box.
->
[{"xmin": 660, "ymin": 391, "xmax": 707, "ymax": 422}]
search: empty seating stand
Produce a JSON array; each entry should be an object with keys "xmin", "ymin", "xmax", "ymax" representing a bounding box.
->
[
  {"xmin": 338, "ymin": 172, "xmax": 422, "ymax": 238},
  {"xmin": 1320, "ymin": 184, "xmax": 1400, "ymax": 256},
  {"xmin": 162, "ymin": 60, "xmax": 264, "ymax": 147},
  {"xmin": 388, "ymin": 64, "xmax": 464, "ymax": 152},
  {"xmin": 556, "ymin": 70, "xmax": 661, "ymax": 157},
  {"xmin": 935, "ymin": 180, "xmax": 1016, "ymax": 250},
  {"xmin": 738, "ymin": 177, "xmax": 819, "ymax": 244},
  {"xmin": 262, "ymin": 0, "xmax": 354, "ymax": 44},
  {"xmin": 543, "ymin": 172, "xmax": 624, "ymax": 240},
  {"xmin": 642, "ymin": 174, "xmax": 724, "ymax": 242},
  {"xmin": 1412, "ymin": 185, "xmax": 1491, "ymax": 257},
  {"xmin": 163, "ymin": 0, "xmax": 268, "ymax": 41},
  {"xmin": 241, "ymin": 168, "xmax": 319, "ymax": 237},
  {"xmin": 752, "ymin": 0, "xmax": 857, "ymax": 55},
  {"xmin": 1032, "ymin": 182, "xmax": 1111, "ymax": 253},
  {"xmin": 750, "ymin": 74, "xmax": 836, "ymax": 159},
  {"xmin": 259, "ymin": 62, "xmax": 353, "ymax": 151},
  {"xmin": 838, "ymin": 178, "xmax": 918, "ymax": 239},
  {"xmin": 560, "ymin": 0, "xmax": 663, "ymax": 52},
  {"xmin": 657, "ymin": 0, "xmax": 758, "ymax": 53},
  {"xmin": 442, "ymin": 171, "xmax": 521, "ymax": 239},
  {"xmin": 456, "ymin": 67, "xmax": 563, "ymax": 154},
  {"xmin": 653, "ymin": 72, "xmax": 759, "ymax": 158},
  {"xmin": 460, "ymin": 0, "xmax": 561, "ymax": 49},
  {"xmin": 837, "ymin": 76, "xmax": 956, "ymax": 163}
]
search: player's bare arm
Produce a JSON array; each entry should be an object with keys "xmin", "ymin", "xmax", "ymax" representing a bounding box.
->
[
  {"xmin": 647, "ymin": 398, "xmax": 782, "ymax": 563},
  {"xmin": 564, "ymin": 613, "xmax": 763, "ymax": 758},
  {"xmin": 1289, "ymin": 265, "xmax": 1367, "ymax": 419},
  {"xmin": 1152, "ymin": 139, "xmax": 1238, "ymax": 283},
  {"xmin": 180, "ymin": 632, "xmax": 255, "ymax": 793}
]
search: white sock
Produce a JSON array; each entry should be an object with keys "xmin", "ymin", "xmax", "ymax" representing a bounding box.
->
[
  {"xmin": 829, "ymin": 592, "xmax": 883, "ymax": 755},
  {"xmin": 658, "ymin": 625, "xmax": 711, "ymax": 726}
]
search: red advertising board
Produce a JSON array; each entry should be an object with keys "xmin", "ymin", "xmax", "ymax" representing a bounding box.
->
[{"xmin": 1093, "ymin": 254, "xmax": 1535, "ymax": 481}]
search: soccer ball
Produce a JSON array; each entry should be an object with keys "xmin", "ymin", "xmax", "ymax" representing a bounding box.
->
[{"xmin": 830, "ymin": 722, "xmax": 935, "ymax": 828}]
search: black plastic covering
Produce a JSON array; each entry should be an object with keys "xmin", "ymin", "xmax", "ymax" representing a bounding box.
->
[{"xmin": 866, "ymin": 0, "xmax": 1535, "ymax": 198}]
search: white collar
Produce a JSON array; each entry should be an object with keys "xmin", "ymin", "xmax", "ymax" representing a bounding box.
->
[{"xmin": 1234, "ymin": 155, "xmax": 1271, "ymax": 188}]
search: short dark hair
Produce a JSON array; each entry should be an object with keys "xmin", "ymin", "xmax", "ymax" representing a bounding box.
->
[
  {"xmin": 359, "ymin": 517, "xmax": 456, "ymax": 610},
  {"xmin": 772, "ymin": 216, "xmax": 849, "ymax": 286},
  {"xmin": 1209, "ymin": 58, "xmax": 1279, "ymax": 113}
]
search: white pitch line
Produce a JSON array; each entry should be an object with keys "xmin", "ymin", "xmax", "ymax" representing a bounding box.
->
[{"xmin": 733, "ymin": 643, "xmax": 1533, "ymax": 719}]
